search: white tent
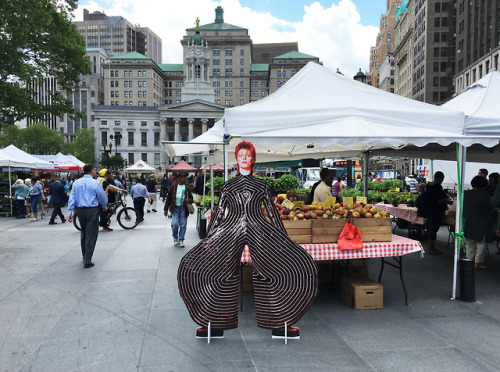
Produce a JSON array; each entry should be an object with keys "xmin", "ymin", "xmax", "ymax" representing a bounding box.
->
[
  {"xmin": 124, "ymin": 159, "xmax": 156, "ymax": 173},
  {"xmin": 2, "ymin": 145, "xmax": 54, "ymax": 170},
  {"xmin": 0, "ymin": 149, "xmax": 36, "ymax": 168},
  {"xmin": 33, "ymin": 153, "xmax": 83, "ymax": 171}
]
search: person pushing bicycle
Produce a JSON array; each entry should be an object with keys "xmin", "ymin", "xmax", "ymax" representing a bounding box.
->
[{"xmin": 98, "ymin": 169, "xmax": 126, "ymax": 231}]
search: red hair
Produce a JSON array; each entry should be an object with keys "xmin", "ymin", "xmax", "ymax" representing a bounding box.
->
[{"xmin": 235, "ymin": 141, "xmax": 256, "ymax": 173}]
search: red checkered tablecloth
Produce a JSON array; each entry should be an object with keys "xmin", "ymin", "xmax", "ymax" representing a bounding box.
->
[
  {"xmin": 375, "ymin": 203, "xmax": 426, "ymax": 225},
  {"xmin": 240, "ymin": 235, "xmax": 423, "ymax": 262}
]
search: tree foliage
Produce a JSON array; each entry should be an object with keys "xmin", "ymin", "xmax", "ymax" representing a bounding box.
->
[
  {"xmin": 64, "ymin": 128, "xmax": 96, "ymax": 164},
  {"xmin": 0, "ymin": 122, "xmax": 64, "ymax": 154},
  {"xmin": 0, "ymin": 0, "xmax": 91, "ymax": 126}
]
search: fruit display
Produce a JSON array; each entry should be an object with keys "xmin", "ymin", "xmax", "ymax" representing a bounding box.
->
[{"xmin": 272, "ymin": 197, "xmax": 389, "ymax": 221}]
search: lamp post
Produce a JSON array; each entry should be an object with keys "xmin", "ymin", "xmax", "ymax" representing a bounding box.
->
[
  {"xmin": 102, "ymin": 143, "xmax": 113, "ymax": 169},
  {"xmin": 110, "ymin": 133, "xmax": 123, "ymax": 155},
  {"xmin": 353, "ymin": 68, "xmax": 367, "ymax": 83}
]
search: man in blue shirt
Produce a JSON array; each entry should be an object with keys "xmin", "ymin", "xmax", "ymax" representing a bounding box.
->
[
  {"xmin": 130, "ymin": 178, "xmax": 150, "ymax": 225},
  {"xmin": 67, "ymin": 164, "xmax": 108, "ymax": 268}
]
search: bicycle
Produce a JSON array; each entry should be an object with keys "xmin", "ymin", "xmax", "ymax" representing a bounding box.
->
[{"xmin": 73, "ymin": 191, "xmax": 138, "ymax": 231}]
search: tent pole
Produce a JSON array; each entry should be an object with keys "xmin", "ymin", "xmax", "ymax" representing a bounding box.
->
[
  {"xmin": 362, "ymin": 151, "xmax": 370, "ymax": 197},
  {"xmin": 9, "ymin": 167, "xmax": 13, "ymax": 217},
  {"xmin": 223, "ymin": 135, "xmax": 229, "ymax": 182},
  {"xmin": 210, "ymin": 155, "xmax": 214, "ymax": 211},
  {"xmin": 452, "ymin": 144, "xmax": 466, "ymax": 300}
]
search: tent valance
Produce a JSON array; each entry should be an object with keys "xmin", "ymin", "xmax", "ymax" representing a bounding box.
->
[{"xmin": 124, "ymin": 159, "xmax": 156, "ymax": 173}]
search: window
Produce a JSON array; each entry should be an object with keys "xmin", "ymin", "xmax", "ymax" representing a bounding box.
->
[
  {"xmin": 225, "ymin": 81, "xmax": 229, "ymax": 87},
  {"xmin": 115, "ymin": 91, "xmax": 119, "ymax": 97},
  {"xmin": 129, "ymin": 91, "xmax": 133, "ymax": 98},
  {"xmin": 138, "ymin": 71, "xmax": 142, "ymax": 77},
  {"xmin": 141, "ymin": 153, "xmax": 147, "ymax": 162},
  {"xmin": 143, "ymin": 81, "xmax": 147, "ymax": 87},
  {"xmin": 154, "ymin": 121, "xmax": 160, "ymax": 127},
  {"xmin": 114, "ymin": 132, "xmax": 122, "ymax": 145},
  {"xmin": 125, "ymin": 91, "xmax": 128, "ymax": 98},
  {"xmin": 213, "ymin": 49, "xmax": 220, "ymax": 56},
  {"xmin": 261, "ymin": 82, "xmax": 265, "ymax": 88},
  {"xmin": 240, "ymin": 50, "xmax": 244, "ymax": 56},
  {"xmin": 141, "ymin": 121, "xmax": 147, "ymax": 127},
  {"xmin": 154, "ymin": 153, "xmax": 160, "ymax": 165},
  {"xmin": 213, "ymin": 69, "xmax": 220, "ymax": 76},
  {"xmin": 138, "ymin": 81, "xmax": 142, "ymax": 87},
  {"xmin": 128, "ymin": 153, "xmax": 134, "ymax": 164},
  {"xmin": 225, "ymin": 49, "xmax": 233, "ymax": 56},
  {"xmin": 277, "ymin": 70, "xmax": 281, "ymax": 77},
  {"xmin": 225, "ymin": 69, "xmax": 232, "ymax": 76},
  {"xmin": 240, "ymin": 90, "xmax": 244, "ymax": 96},
  {"xmin": 124, "ymin": 81, "xmax": 128, "ymax": 87},
  {"xmin": 114, "ymin": 120, "xmax": 121, "ymax": 126},
  {"xmin": 441, "ymin": 18, "xmax": 448, "ymax": 27},
  {"xmin": 115, "ymin": 81, "xmax": 118, "ymax": 87},
  {"xmin": 128, "ymin": 121, "xmax": 134, "ymax": 126},
  {"xmin": 143, "ymin": 91, "xmax": 147, "ymax": 97},
  {"xmin": 111, "ymin": 81, "xmax": 115, "ymax": 87},
  {"xmin": 141, "ymin": 132, "xmax": 147, "ymax": 146},
  {"xmin": 128, "ymin": 132, "xmax": 134, "ymax": 146},
  {"xmin": 434, "ymin": 18, "xmax": 440, "ymax": 27},
  {"xmin": 101, "ymin": 131, "xmax": 107, "ymax": 146},
  {"xmin": 240, "ymin": 99, "xmax": 244, "ymax": 105},
  {"xmin": 101, "ymin": 120, "xmax": 108, "ymax": 126},
  {"xmin": 240, "ymin": 68, "xmax": 244, "ymax": 76},
  {"xmin": 138, "ymin": 91, "xmax": 142, "ymax": 98},
  {"xmin": 110, "ymin": 71, "xmax": 114, "ymax": 77},
  {"xmin": 154, "ymin": 132, "xmax": 160, "ymax": 146},
  {"xmin": 240, "ymin": 81, "xmax": 244, "ymax": 87},
  {"xmin": 225, "ymin": 90, "xmax": 229, "ymax": 96},
  {"xmin": 240, "ymin": 59, "xmax": 244, "ymax": 65}
]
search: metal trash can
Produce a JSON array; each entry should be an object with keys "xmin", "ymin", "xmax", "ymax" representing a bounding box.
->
[{"xmin": 459, "ymin": 259, "xmax": 475, "ymax": 302}]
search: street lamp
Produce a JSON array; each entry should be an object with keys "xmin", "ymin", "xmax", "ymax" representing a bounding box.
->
[
  {"xmin": 353, "ymin": 68, "xmax": 367, "ymax": 83},
  {"xmin": 102, "ymin": 142, "xmax": 113, "ymax": 168},
  {"xmin": 110, "ymin": 133, "xmax": 123, "ymax": 155}
]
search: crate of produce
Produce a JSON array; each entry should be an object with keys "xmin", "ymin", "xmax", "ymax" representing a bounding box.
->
[{"xmin": 282, "ymin": 219, "xmax": 312, "ymax": 244}]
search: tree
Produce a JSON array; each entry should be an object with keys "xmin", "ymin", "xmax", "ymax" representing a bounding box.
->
[
  {"xmin": 64, "ymin": 128, "xmax": 96, "ymax": 164},
  {"xmin": 0, "ymin": 0, "xmax": 91, "ymax": 127},
  {"xmin": 0, "ymin": 122, "xmax": 64, "ymax": 154}
]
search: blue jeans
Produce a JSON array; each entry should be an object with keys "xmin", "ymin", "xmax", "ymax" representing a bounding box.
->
[
  {"xmin": 171, "ymin": 205, "xmax": 187, "ymax": 241},
  {"xmin": 30, "ymin": 194, "xmax": 40, "ymax": 215},
  {"xmin": 17, "ymin": 199, "xmax": 26, "ymax": 217}
]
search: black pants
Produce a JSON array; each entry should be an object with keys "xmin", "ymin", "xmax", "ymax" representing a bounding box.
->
[
  {"xmin": 134, "ymin": 197, "xmax": 145, "ymax": 223},
  {"xmin": 50, "ymin": 203, "xmax": 65, "ymax": 223},
  {"xmin": 427, "ymin": 210, "xmax": 444, "ymax": 241},
  {"xmin": 77, "ymin": 207, "xmax": 100, "ymax": 264}
]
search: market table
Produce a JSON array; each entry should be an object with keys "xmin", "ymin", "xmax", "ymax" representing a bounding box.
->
[{"xmin": 240, "ymin": 235, "xmax": 424, "ymax": 306}]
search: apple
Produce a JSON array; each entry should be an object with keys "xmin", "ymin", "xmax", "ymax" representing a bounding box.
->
[
  {"xmin": 297, "ymin": 213, "xmax": 304, "ymax": 220},
  {"xmin": 365, "ymin": 213, "xmax": 373, "ymax": 218},
  {"xmin": 352, "ymin": 211, "xmax": 360, "ymax": 218},
  {"xmin": 369, "ymin": 208, "xmax": 377, "ymax": 215},
  {"xmin": 346, "ymin": 204, "xmax": 353, "ymax": 210},
  {"xmin": 304, "ymin": 213, "xmax": 311, "ymax": 219},
  {"xmin": 334, "ymin": 203, "xmax": 341, "ymax": 209},
  {"xmin": 322, "ymin": 213, "xmax": 329, "ymax": 219},
  {"xmin": 360, "ymin": 209, "xmax": 367, "ymax": 216},
  {"xmin": 326, "ymin": 210, "xmax": 333, "ymax": 217},
  {"xmin": 332, "ymin": 215, "xmax": 341, "ymax": 219},
  {"xmin": 277, "ymin": 196, "xmax": 285, "ymax": 204},
  {"xmin": 303, "ymin": 206, "xmax": 310, "ymax": 212},
  {"xmin": 283, "ymin": 209, "xmax": 290, "ymax": 215},
  {"xmin": 364, "ymin": 204, "xmax": 372, "ymax": 210},
  {"xmin": 316, "ymin": 210, "xmax": 324, "ymax": 217},
  {"xmin": 373, "ymin": 213, "xmax": 381, "ymax": 218},
  {"xmin": 379, "ymin": 210, "xmax": 387, "ymax": 217},
  {"xmin": 311, "ymin": 213, "xmax": 318, "ymax": 219}
]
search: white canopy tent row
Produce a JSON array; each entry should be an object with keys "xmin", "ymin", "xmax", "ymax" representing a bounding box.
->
[{"xmin": 163, "ymin": 62, "xmax": 500, "ymax": 300}]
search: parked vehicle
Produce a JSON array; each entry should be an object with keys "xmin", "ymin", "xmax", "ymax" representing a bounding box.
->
[{"xmin": 295, "ymin": 167, "xmax": 341, "ymax": 189}]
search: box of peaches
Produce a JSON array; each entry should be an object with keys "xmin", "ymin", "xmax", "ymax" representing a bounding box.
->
[{"xmin": 272, "ymin": 195, "xmax": 392, "ymax": 244}]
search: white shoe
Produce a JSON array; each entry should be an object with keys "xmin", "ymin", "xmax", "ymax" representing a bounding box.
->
[
  {"xmin": 31, "ymin": 218, "xmax": 38, "ymax": 222},
  {"xmin": 179, "ymin": 241, "xmax": 185, "ymax": 248},
  {"xmin": 173, "ymin": 239, "xmax": 179, "ymax": 246}
]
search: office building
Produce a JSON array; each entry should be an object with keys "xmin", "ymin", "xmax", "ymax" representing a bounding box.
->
[{"xmin": 393, "ymin": 0, "xmax": 414, "ymax": 98}]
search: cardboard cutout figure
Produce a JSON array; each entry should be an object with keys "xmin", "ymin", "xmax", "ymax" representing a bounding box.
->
[{"xmin": 178, "ymin": 141, "xmax": 318, "ymax": 338}]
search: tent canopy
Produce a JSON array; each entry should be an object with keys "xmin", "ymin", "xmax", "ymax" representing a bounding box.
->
[
  {"xmin": 3, "ymin": 145, "xmax": 55, "ymax": 170},
  {"xmin": 224, "ymin": 62, "xmax": 497, "ymax": 153},
  {"xmin": 0, "ymin": 148, "xmax": 36, "ymax": 168},
  {"xmin": 32, "ymin": 152, "xmax": 82, "ymax": 171},
  {"xmin": 166, "ymin": 160, "xmax": 198, "ymax": 173},
  {"xmin": 124, "ymin": 159, "xmax": 156, "ymax": 173},
  {"xmin": 199, "ymin": 164, "xmax": 225, "ymax": 171}
]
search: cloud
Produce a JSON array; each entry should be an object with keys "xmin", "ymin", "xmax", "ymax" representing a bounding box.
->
[{"xmin": 74, "ymin": 0, "xmax": 378, "ymax": 76}]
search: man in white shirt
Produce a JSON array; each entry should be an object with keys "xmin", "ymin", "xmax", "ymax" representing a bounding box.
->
[{"xmin": 313, "ymin": 170, "xmax": 334, "ymax": 203}]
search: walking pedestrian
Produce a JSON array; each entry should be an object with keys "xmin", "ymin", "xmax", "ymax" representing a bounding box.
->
[
  {"xmin": 97, "ymin": 169, "xmax": 125, "ymax": 232},
  {"xmin": 67, "ymin": 164, "xmax": 108, "ymax": 268},
  {"xmin": 48, "ymin": 176, "xmax": 67, "ymax": 224},
  {"xmin": 130, "ymin": 178, "xmax": 150, "ymax": 224},
  {"xmin": 11, "ymin": 179, "xmax": 29, "ymax": 219},
  {"xmin": 146, "ymin": 175, "xmax": 158, "ymax": 213},
  {"xmin": 28, "ymin": 176, "xmax": 44, "ymax": 222},
  {"xmin": 164, "ymin": 172, "xmax": 193, "ymax": 247}
]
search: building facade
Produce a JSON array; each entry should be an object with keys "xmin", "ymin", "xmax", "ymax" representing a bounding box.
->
[
  {"xmin": 454, "ymin": 0, "xmax": 500, "ymax": 94},
  {"xmin": 74, "ymin": 9, "xmax": 162, "ymax": 64},
  {"xmin": 412, "ymin": 0, "xmax": 456, "ymax": 104},
  {"xmin": 393, "ymin": 0, "xmax": 414, "ymax": 98},
  {"xmin": 378, "ymin": 53, "xmax": 395, "ymax": 92},
  {"xmin": 367, "ymin": 0, "xmax": 400, "ymax": 87}
]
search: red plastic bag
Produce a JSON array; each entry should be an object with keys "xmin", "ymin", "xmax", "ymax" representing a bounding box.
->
[{"xmin": 338, "ymin": 220, "xmax": 363, "ymax": 251}]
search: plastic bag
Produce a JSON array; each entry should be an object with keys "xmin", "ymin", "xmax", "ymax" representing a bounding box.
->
[{"xmin": 338, "ymin": 220, "xmax": 363, "ymax": 251}]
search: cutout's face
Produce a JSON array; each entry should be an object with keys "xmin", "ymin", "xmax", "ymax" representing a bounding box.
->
[{"xmin": 236, "ymin": 148, "xmax": 253, "ymax": 171}]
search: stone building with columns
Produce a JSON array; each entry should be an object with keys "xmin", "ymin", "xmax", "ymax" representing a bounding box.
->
[{"xmin": 92, "ymin": 6, "xmax": 319, "ymax": 170}]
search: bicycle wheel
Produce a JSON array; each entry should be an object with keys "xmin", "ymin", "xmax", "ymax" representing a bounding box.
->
[
  {"xmin": 117, "ymin": 207, "xmax": 138, "ymax": 230},
  {"xmin": 73, "ymin": 211, "xmax": 82, "ymax": 231}
]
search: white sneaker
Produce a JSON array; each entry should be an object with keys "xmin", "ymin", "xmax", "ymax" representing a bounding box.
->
[
  {"xmin": 173, "ymin": 239, "xmax": 179, "ymax": 246},
  {"xmin": 31, "ymin": 218, "xmax": 38, "ymax": 222},
  {"xmin": 179, "ymin": 241, "xmax": 185, "ymax": 248}
]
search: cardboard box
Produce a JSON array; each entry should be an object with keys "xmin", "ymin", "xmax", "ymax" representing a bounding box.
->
[
  {"xmin": 242, "ymin": 264, "xmax": 254, "ymax": 292},
  {"xmin": 340, "ymin": 278, "xmax": 383, "ymax": 309}
]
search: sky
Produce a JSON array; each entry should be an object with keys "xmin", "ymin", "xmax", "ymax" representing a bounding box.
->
[{"xmin": 73, "ymin": 0, "xmax": 387, "ymax": 76}]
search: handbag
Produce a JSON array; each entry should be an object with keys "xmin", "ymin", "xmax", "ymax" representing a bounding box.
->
[
  {"xmin": 338, "ymin": 219, "xmax": 363, "ymax": 251},
  {"xmin": 186, "ymin": 202, "xmax": 195, "ymax": 214}
]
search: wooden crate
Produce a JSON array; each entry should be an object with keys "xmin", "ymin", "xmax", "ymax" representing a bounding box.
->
[
  {"xmin": 283, "ymin": 219, "xmax": 312, "ymax": 244},
  {"xmin": 311, "ymin": 218, "xmax": 392, "ymax": 243},
  {"xmin": 352, "ymin": 218, "xmax": 392, "ymax": 242},
  {"xmin": 312, "ymin": 219, "xmax": 345, "ymax": 243}
]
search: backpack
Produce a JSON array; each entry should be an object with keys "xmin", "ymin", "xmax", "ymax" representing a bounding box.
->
[{"xmin": 415, "ymin": 193, "xmax": 428, "ymax": 217}]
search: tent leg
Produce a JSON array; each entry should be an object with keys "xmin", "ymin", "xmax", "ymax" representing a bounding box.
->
[
  {"xmin": 362, "ymin": 151, "xmax": 370, "ymax": 197},
  {"xmin": 223, "ymin": 135, "xmax": 229, "ymax": 182},
  {"xmin": 9, "ymin": 167, "xmax": 13, "ymax": 217},
  {"xmin": 452, "ymin": 144, "xmax": 466, "ymax": 300}
]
